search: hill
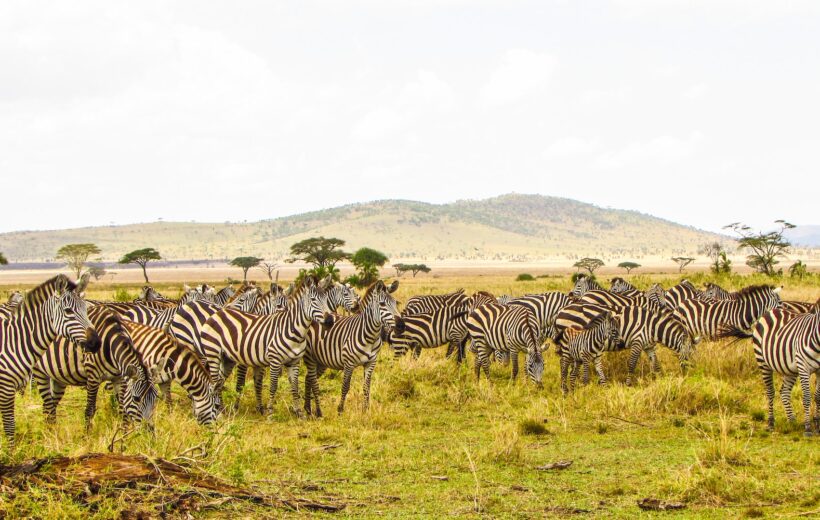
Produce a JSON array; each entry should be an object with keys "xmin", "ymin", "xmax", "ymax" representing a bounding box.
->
[{"xmin": 0, "ymin": 194, "xmax": 723, "ymax": 263}]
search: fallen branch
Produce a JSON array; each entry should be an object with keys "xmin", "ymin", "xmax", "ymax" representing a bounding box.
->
[
  {"xmin": 535, "ymin": 460, "xmax": 573, "ymax": 471},
  {"xmin": 637, "ymin": 498, "xmax": 686, "ymax": 511}
]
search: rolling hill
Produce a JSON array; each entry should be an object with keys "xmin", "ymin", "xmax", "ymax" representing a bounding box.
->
[{"xmin": 0, "ymin": 194, "xmax": 724, "ymax": 263}]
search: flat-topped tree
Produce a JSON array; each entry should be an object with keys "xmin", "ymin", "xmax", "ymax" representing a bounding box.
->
[
  {"xmin": 725, "ymin": 221, "xmax": 794, "ymax": 276},
  {"xmin": 119, "ymin": 248, "xmax": 162, "ymax": 283},
  {"xmin": 230, "ymin": 256, "xmax": 263, "ymax": 282},
  {"xmin": 56, "ymin": 243, "xmax": 101, "ymax": 279},
  {"xmin": 351, "ymin": 247, "xmax": 389, "ymax": 287},
  {"xmin": 573, "ymin": 257, "xmax": 604, "ymax": 276},
  {"xmin": 408, "ymin": 264, "xmax": 431, "ymax": 277},
  {"xmin": 288, "ymin": 236, "xmax": 349, "ymax": 281},
  {"xmin": 393, "ymin": 263, "xmax": 408, "ymax": 277},
  {"xmin": 671, "ymin": 257, "xmax": 695, "ymax": 273},
  {"xmin": 617, "ymin": 261, "xmax": 640, "ymax": 274}
]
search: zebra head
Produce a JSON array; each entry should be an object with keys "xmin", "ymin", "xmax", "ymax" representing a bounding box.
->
[
  {"xmin": 139, "ymin": 285, "xmax": 163, "ymax": 301},
  {"xmin": 645, "ymin": 284, "xmax": 668, "ymax": 310},
  {"xmin": 6, "ymin": 290, "xmax": 23, "ymax": 306},
  {"xmin": 609, "ymin": 277, "xmax": 636, "ymax": 294},
  {"xmin": 192, "ymin": 389, "xmax": 218, "ymax": 425},
  {"xmin": 326, "ymin": 281, "xmax": 360, "ymax": 312},
  {"xmin": 122, "ymin": 365, "xmax": 159, "ymax": 426},
  {"xmin": 570, "ymin": 275, "xmax": 599, "ymax": 298},
  {"xmin": 49, "ymin": 282, "xmax": 101, "ymax": 353},
  {"xmin": 298, "ymin": 277, "xmax": 334, "ymax": 328}
]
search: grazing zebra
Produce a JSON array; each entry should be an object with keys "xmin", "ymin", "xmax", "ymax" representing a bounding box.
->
[
  {"xmin": 782, "ymin": 301, "xmax": 819, "ymax": 314},
  {"xmin": 508, "ymin": 292, "xmax": 571, "ymax": 345},
  {"xmin": 610, "ymin": 277, "xmax": 639, "ymax": 295},
  {"xmin": 665, "ymin": 279, "xmax": 703, "ymax": 309},
  {"xmin": 579, "ymin": 289, "xmax": 649, "ymax": 310},
  {"xmin": 121, "ymin": 320, "xmax": 217, "ymax": 424},
  {"xmin": 752, "ymin": 309, "xmax": 820, "ymax": 436},
  {"xmin": 466, "ymin": 301, "xmax": 544, "ymax": 386},
  {"xmin": 405, "ymin": 289, "xmax": 467, "ymax": 315},
  {"xmin": 569, "ymin": 275, "xmax": 603, "ymax": 298},
  {"xmin": 201, "ymin": 277, "xmax": 333, "ymax": 415},
  {"xmin": 303, "ymin": 280, "xmax": 402, "ymax": 417},
  {"xmin": 0, "ymin": 275, "xmax": 101, "ymax": 447},
  {"xmin": 555, "ymin": 304, "xmax": 697, "ymax": 386},
  {"xmin": 675, "ymin": 285, "xmax": 782, "ymax": 339},
  {"xmin": 389, "ymin": 306, "xmax": 470, "ymax": 362},
  {"xmin": 645, "ymin": 283, "xmax": 668, "ymax": 310},
  {"xmin": 33, "ymin": 305, "xmax": 157, "ymax": 427},
  {"xmin": 559, "ymin": 312, "xmax": 621, "ymax": 394}
]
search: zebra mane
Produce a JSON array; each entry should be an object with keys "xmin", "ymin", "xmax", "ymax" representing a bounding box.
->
[
  {"xmin": 17, "ymin": 275, "xmax": 76, "ymax": 316},
  {"xmin": 360, "ymin": 280, "xmax": 387, "ymax": 306},
  {"xmin": 583, "ymin": 310, "xmax": 612, "ymax": 330},
  {"xmin": 286, "ymin": 275, "xmax": 320, "ymax": 303},
  {"xmin": 224, "ymin": 283, "xmax": 257, "ymax": 305},
  {"xmin": 734, "ymin": 284, "xmax": 776, "ymax": 299}
]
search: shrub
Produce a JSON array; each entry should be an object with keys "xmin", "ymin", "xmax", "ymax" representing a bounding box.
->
[
  {"xmin": 519, "ymin": 419, "xmax": 549, "ymax": 436},
  {"xmin": 516, "ymin": 273, "xmax": 535, "ymax": 281},
  {"xmin": 113, "ymin": 288, "xmax": 135, "ymax": 302}
]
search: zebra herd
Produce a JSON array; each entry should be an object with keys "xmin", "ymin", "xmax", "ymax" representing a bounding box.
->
[{"xmin": 0, "ymin": 272, "xmax": 818, "ymax": 449}]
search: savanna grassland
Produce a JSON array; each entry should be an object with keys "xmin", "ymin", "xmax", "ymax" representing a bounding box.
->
[{"xmin": 1, "ymin": 272, "xmax": 819, "ymax": 519}]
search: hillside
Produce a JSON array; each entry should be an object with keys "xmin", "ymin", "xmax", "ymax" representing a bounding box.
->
[{"xmin": 0, "ymin": 194, "xmax": 724, "ymax": 262}]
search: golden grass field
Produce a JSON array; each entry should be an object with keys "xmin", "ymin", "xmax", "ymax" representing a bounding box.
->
[{"xmin": 0, "ymin": 271, "xmax": 818, "ymax": 518}]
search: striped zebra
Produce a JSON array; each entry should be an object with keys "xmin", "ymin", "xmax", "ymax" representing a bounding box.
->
[
  {"xmin": 201, "ymin": 277, "xmax": 334, "ymax": 415},
  {"xmin": 752, "ymin": 309, "xmax": 820, "ymax": 436},
  {"xmin": 497, "ymin": 295, "xmax": 512, "ymax": 305},
  {"xmin": 569, "ymin": 275, "xmax": 603, "ymax": 298},
  {"xmin": 124, "ymin": 287, "xmax": 220, "ymax": 331},
  {"xmin": 610, "ymin": 277, "xmax": 639, "ymax": 295},
  {"xmin": 555, "ymin": 303, "xmax": 697, "ymax": 386},
  {"xmin": 389, "ymin": 306, "xmax": 470, "ymax": 362},
  {"xmin": 326, "ymin": 281, "xmax": 361, "ymax": 313},
  {"xmin": 405, "ymin": 289, "xmax": 467, "ymax": 315},
  {"xmin": 646, "ymin": 283, "xmax": 668, "ymax": 310},
  {"xmin": 303, "ymin": 280, "xmax": 402, "ymax": 417},
  {"xmin": 466, "ymin": 300, "xmax": 544, "ymax": 386},
  {"xmin": 665, "ymin": 279, "xmax": 703, "ymax": 309},
  {"xmin": 0, "ymin": 275, "xmax": 101, "ymax": 447},
  {"xmin": 703, "ymin": 282, "xmax": 732, "ymax": 301},
  {"xmin": 704, "ymin": 283, "xmax": 813, "ymax": 315},
  {"xmin": 579, "ymin": 289, "xmax": 649, "ymax": 310},
  {"xmin": 121, "ymin": 320, "xmax": 217, "ymax": 424},
  {"xmin": 508, "ymin": 292, "xmax": 571, "ymax": 345},
  {"xmin": 675, "ymin": 285, "xmax": 781, "ymax": 339},
  {"xmin": 33, "ymin": 305, "xmax": 157, "ymax": 427},
  {"xmin": 212, "ymin": 285, "xmax": 237, "ymax": 306},
  {"xmin": 559, "ymin": 311, "xmax": 621, "ymax": 394},
  {"xmin": 0, "ymin": 292, "xmax": 24, "ymax": 320}
]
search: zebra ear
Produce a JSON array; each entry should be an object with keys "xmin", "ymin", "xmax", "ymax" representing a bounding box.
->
[
  {"xmin": 124, "ymin": 365, "xmax": 139, "ymax": 379},
  {"xmin": 693, "ymin": 335, "xmax": 702, "ymax": 345},
  {"xmin": 387, "ymin": 280, "xmax": 399, "ymax": 293},
  {"xmin": 773, "ymin": 286, "xmax": 782, "ymax": 294}
]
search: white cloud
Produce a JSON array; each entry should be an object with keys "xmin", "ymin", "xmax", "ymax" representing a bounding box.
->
[
  {"xmin": 543, "ymin": 137, "xmax": 600, "ymax": 158},
  {"xmin": 479, "ymin": 49, "xmax": 556, "ymax": 107},
  {"xmin": 351, "ymin": 107, "xmax": 406, "ymax": 141},
  {"xmin": 596, "ymin": 132, "xmax": 703, "ymax": 169},
  {"xmin": 683, "ymin": 83, "xmax": 708, "ymax": 99},
  {"xmin": 579, "ymin": 87, "xmax": 630, "ymax": 106}
]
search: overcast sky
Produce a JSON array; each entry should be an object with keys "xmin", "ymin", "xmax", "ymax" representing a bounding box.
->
[{"xmin": 1, "ymin": 0, "xmax": 817, "ymax": 234}]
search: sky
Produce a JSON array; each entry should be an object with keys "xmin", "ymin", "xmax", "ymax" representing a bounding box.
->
[{"xmin": 1, "ymin": 0, "xmax": 818, "ymax": 234}]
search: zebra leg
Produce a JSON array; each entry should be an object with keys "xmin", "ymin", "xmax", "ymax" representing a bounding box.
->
[
  {"xmin": 761, "ymin": 366, "xmax": 776, "ymax": 431},
  {"xmin": 569, "ymin": 361, "xmax": 581, "ymax": 393},
  {"xmin": 593, "ymin": 355, "xmax": 607, "ymax": 386},
  {"xmin": 412, "ymin": 345, "xmax": 422, "ymax": 359},
  {"xmin": 338, "ymin": 365, "xmax": 355, "ymax": 415},
  {"xmin": 560, "ymin": 355, "xmax": 570, "ymax": 395},
  {"xmin": 814, "ymin": 370, "xmax": 820, "ymax": 433},
  {"xmin": 85, "ymin": 376, "xmax": 102, "ymax": 429},
  {"xmin": 626, "ymin": 342, "xmax": 643, "ymax": 387},
  {"xmin": 779, "ymin": 374, "xmax": 797, "ymax": 423},
  {"xmin": 473, "ymin": 341, "xmax": 487, "ymax": 380},
  {"xmin": 646, "ymin": 346, "xmax": 660, "ymax": 375},
  {"xmin": 362, "ymin": 360, "xmax": 377, "ymax": 412},
  {"xmin": 310, "ymin": 366, "xmax": 324, "ymax": 418},
  {"xmin": 235, "ymin": 365, "xmax": 248, "ymax": 395},
  {"xmin": 797, "ymin": 367, "xmax": 814, "ymax": 436},
  {"xmin": 159, "ymin": 379, "xmax": 173, "ymax": 406},
  {"xmin": 303, "ymin": 359, "xmax": 315, "ymax": 417},
  {"xmin": 0, "ymin": 382, "xmax": 18, "ymax": 449},
  {"xmin": 458, "ymin": 339, "xmax": 468, "ymax": 364},
  {"xmin": 581, "ymin": 360, "xmax": 591, "ymax": 386},
  {"xmin": 32, "ymin": 369, "xmax": 56, "ymax": 424},
  {"xmin": 253, "ymin": 367, "xmax": 266, "ymax": 415},
  {"xmin": 511, "ymin": 350, "xmax": 519, "ymax": 380},
  {"xmin": 266, "ymin": 361, "xmax": 284, "ymax": 415},
  {"xmin": 445, "ymin": 342, "xmax": 456, "ymax": 359},
  {"xmin": 286, "ymin": 363, "xmax": 304, "ymax": 418}
]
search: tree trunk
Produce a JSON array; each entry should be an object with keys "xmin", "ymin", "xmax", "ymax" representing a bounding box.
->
[
  {"xmin": 243, "ymin": 268, "xmax": 249, "ymax": 282},
  {"xmin": 140, "ymin": 263, "xmax": 149, "ymax": 283}
]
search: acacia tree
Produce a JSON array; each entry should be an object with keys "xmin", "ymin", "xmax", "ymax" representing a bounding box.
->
[
  {"xmin": 350, "ymin": 247, "xmax": 388, "ymax": 287},
  {"xmin": 56, "ymin": 243, "xmax": 101, "ymax": 279},
  {"xmin": 725, "ymin": 221, "xmax": 794, "ymax": 276},
  {"xmin": 86, "ymin": 265, "xmax": 107, "ymax": 281},
  {"xmin": 671, "ymin": 257, "xmax": 695, "ymax": 273},
  {"xmin": 394, "ymin": 263, "xmax": 431, "ymax": 277},
  {"xmin": 0, "ymin": 252, "xmax": 7, "ymax": 265},
  {"xmin": 700, "ymin": 242, "xmax": 732, "ymax": 274},
  {"xmin": 230, "ymin": 256, "xmax": 263, "ymax": 282},
  {"xmin": 573, "ymin": 257, "xmax": 604, "ymax": 276},
  {"xmin": 119, "ymin": 248, "xmax": 162, "ymax": 283},
  {"xmin": 288, "ymin": 237, "xmax": 349, "ymax": 280},
  {"xmin": 617, "ymin": 261, "xmax": 640, "ymax": 274},
  {"xmin": 257, "ymin": 262, "xmax": 279, "ymax": 281}
]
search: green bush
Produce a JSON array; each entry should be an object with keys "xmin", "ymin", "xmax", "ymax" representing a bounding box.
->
[
  {"xmin": 113, "ymin": 288, "xmax": 135, "ymax": 302},
  {"xmin": 515, "ymin": 273, "xmax": 535, "ymax": 281}
]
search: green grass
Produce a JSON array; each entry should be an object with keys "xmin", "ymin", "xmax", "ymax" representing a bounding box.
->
[{"xmin": 0, "ymin": 274, "xmax": 818, "ymax": 518}]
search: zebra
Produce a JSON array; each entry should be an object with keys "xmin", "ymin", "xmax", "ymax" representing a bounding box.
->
[
  {"xmin": 610, "ymin": 277, "xmax": 639, "ymax": 295},
  {"xmin": 201, "ymin": 276, "xmax": 334, "ymax": 415},
  {"xmin": 782, "ymin": 301, "xmax": 819, "ymax": 314},
  {"xmin": 703, "ymin": 282, "xmax": 733, "ymax": 301},
  {"xmin": 645, "ymin": 283, "xmax": 668, "ymax": 310},
  {"xmin": 508, "ymin": 292, "xmax": 571, "ymax": 345},
  {"xmin": 559, "ymin": 311, "xmax": 621, "ymax": 394},
  {"xmin": 0, "ymin": 275, "xmax": 101, "ymax": 447},
  {"xmin": 579, "ymin": 289, "xmax": 649, "ymax": 310},
  {"xmin": 555, "ymin": 303, "xmax": 697, "ymax": 386},
  {"xmin": 569, "ymin": 275, "xmax": 603, "ymax": 298},
  {"xmin": 124, "ymin": 288, "xmax": 214, "ymax": 331},
  {"xmin": 33, "ymin": 305, "xmax": 157, "ymax": 427},
  {"xmin": 665, "ymin": 279, "xmax": 703, "ymax": 309},
  {"xmin": 303, "ymin": 280, "xmax": 403, "ymax": 417},
  {"xmin": 212, "ymin": 285, "xmax": 237, "ymax": 306},
  {"xmin": 0, "ymin": 291, "xmax": 24, "ymax": 320},
  {"xmin": 466, "ymin": 300, "xmax": 545, "ymax": 386},
  {"xmin": 675, "ymin": 285, "xmax": 782, "ymax": 339},
  {"xmin": 496, "ymin": 295, "xmax": 512, "ymax": 305},
  {"xmin": 704, "ymin": 283, "xmax": 813, "ymax": 315},
  {"xmin": 121, "ymin": 320, "xmax": 218, "ymax": 424},
  {"xmin": 752, "ymin": 309, "xmax": 820, "ymax": 436},
  {"xmin": 326, "ymin": 281, "xmax": 361, "ymax": 313},
  {"xmin": 389, "ymin": 306, "xmax": 470, "ymax": 362},
  {"xmin": 405, "ymin": 289, "xmax": 467, "ymax": 315}
]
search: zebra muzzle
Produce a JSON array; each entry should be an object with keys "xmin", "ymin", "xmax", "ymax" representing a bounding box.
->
[
  {"xmin": 83, "ymin": 328, "xmax": 102, "ymax": 353},
  {"xmin": 322, "ymin": 313, "xmax": 335, "ymax": 328}
]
